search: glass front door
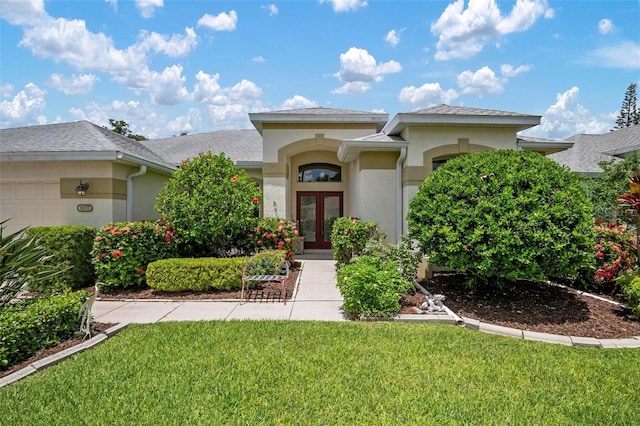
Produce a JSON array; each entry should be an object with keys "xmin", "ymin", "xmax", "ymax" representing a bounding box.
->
[{"xmin": 297, "ymin": 192, "xmax": 343, "ymax": 249}]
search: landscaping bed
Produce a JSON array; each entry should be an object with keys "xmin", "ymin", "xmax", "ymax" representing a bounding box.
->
[{"xmin": 401, "ymin": 272, "xmax": 640, "ymax": 339}]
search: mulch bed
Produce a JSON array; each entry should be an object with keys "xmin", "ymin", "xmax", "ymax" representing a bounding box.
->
[
  {"xmin": 93, "ymin": 264, "xmax": 300, "ymax": 303},
  {"xmin": 401, "ymin": 272, "xmax": 640, "ymax": 339}
]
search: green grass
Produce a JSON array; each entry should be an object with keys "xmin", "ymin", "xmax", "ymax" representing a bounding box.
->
[{"xmin": 1, "ymin": 321, "xmax": 638, "ymax": 425}]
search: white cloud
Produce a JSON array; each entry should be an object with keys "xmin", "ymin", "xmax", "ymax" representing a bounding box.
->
[
  {"xmin": 457, "ymin": 66, "xmax": 503, "ymax": 96},
  {"xmin": 135, "ymin": 0, "xmax": 163, "ymax": 19},
  {"xmin": 384, "ymin": 29, "xmax": 404, "ymax": 47},
  {"xmin": 398, "ymin": 82, "xmax": 458, "ymax": 106},
  {"xmin": 320, "ymin": 0, "xmax": 367, "ymax": 13},
  {"xmin": 281, "ymin": 95, "xmax": 318, "ymax": 110},
  {"xmin": 456, "ymin": 64, "xmax": 531, "ymax": 97},
  {"xmin": 431, "ymin": 0, "xmax": 554, "ymax": 60},
  {"xmin": 47, "ymin": 73, "xmax": 99, "ymax": 95},
  {"xmin": 524, "ymin": 86, "xmax": 611, "ymax": 139},
  {"xmin": 206, "ymin": 104, "xmax": 252, "ymax": 129},
  {"xmin": 167, "ymin": 108, "xmax": 202, "ymax": 135},
  {"xmin": 333, "ymin": 47, "xmax": 401, "ymax": 94},
  {"xmin": 193, "ymin": 71, "xmax": 225, "ymax": 104},
  {"xmin": 598, "ymin": 18, "xmax": 615, "ymax": 35},
  {"xmin": 227, "ymin": 79, "xmax": 262, "ymax": 102},
  {"xmin": 262, "ymin": 4, "xmax": 279, "ymax": 16},
  {"xmin": 0, "ymin": 0, "xmax": 46, "ymax": 26},
  {"xmin": 70, "ymin": 99, "xmax": 164, "ymax": 138},
  {"xmin": 137, "ymin": 27, "xmax": 198, "ymax": 58},
  {"xmin": 500, "ymin": 63, "xmax": 531, "ymax": 77},
  {"xmin": 0, "ymin": 82, "xmax": 46, "ymax": 127},
  {"xmin": 197, "ymin": 10, "xmax": 238, "ymax": 31},
  {"xmin": 332, "ymin": 81, "xmax": 371, "ymax": 95},
  {"xmin": 585, "ymin": 41, "xmax": 640, "ymax": 69},
  {"xmin": 148, "ymin": 65, "xmax": 189, "ymax": 105},
  {"xmin": 0, "ymin": 83, "xmax": 14, "ymax": 97},
  {"xmin": 252, "ymin": 56, "xmax": 266, "ymax": 62}
]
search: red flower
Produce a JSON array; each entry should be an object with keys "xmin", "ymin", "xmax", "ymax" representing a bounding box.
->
[
  {"xmin": 277, "ymin": 241, "xmax": 285, "ymax": 249},
  {"xmin": 596, "ymin": 251, "xmax": 605, "ymax": 259},
  {"xmin": 231, "ymin": 175, "xmax": 238, "ymax": 183},
  {"xmin": 112, "ymin": 250, "xmax": 123, "ymax": 259},
  {"xmin": 252, "ymin": 197, "xmax": 260, "ymax": 205}
]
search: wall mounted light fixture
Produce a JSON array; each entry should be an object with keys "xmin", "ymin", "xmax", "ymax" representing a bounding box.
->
[{"xmin": 75, "ymin": 181, "xmax": 89, "ymax": 196}]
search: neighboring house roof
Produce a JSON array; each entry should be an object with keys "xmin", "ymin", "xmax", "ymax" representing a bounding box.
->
[
  {"xmin": 548, "ymin": 125, "xmax": 640, "ymax": 174},
  {"xmin": 384, "ymin": 104, "xmax": 541, "ymax": 135},
  {"xmin": 145, "ymin": 129, "xmax": 263, "ymax": 167},
  {"xmin": 249, "ymin": 107, "xmax": 389, "ymax": 133},
  {"xmin": 0, "ymin": 120, "xmax": 174, "ymax": 173}
]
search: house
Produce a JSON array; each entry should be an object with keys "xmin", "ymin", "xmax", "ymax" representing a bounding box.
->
[
  {"xmin": 547, "ymin": 125, "xmax": 640, "ymax": 175},
  {"xmin": 2, "ymin": 105, "xmax": 561, "ymax": 249}
]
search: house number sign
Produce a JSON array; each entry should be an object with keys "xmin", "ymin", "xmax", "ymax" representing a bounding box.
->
[{"xmin": 77, "ymin": 204, "xmax": 93, "ymax": 212}]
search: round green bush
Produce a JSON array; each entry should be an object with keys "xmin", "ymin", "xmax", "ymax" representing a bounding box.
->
[
  {"xmin": 336, "ymin": 255, "xmax": 412, "ymax": 319},
  {"xmin": 155, "ymin": 152, "xmax": 261, "ymax": 257},
  {"xmin": 407, "ymin": 150, "xmax": 594, "ymax": 286}
]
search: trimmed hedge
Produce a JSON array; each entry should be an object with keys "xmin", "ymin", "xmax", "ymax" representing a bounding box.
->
[
  {"xmin": 244, "ymin": 250, "xmax": 287, "ymax": 276},
  {"xmin": 0, "ymin": 291, "xmax": 86, "ymax": 370},
  {"xmin": 408, "ymin": 150, "xmax": 594, "ymax": 286},
  {"xmin": 146, "ymin": 257, "xmax": 248, "ymax": 292},
  {"xmin": 26, "ymin": 226, "xmax": 97, "ymax": 292}
]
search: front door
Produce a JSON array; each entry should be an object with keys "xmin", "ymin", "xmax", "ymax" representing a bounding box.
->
[{"xmin": 297, "ymin": 192, "xmax": 343, "ymax": 249}]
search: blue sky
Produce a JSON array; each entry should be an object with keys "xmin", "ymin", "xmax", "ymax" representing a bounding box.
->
[{"xmin": 1, "ymin": 0, "xmax": 639, "ymax": 139}]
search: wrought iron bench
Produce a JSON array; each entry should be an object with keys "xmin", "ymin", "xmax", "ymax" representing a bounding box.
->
[{"xmin": 241, "ymin": 258, "xmax": 291, "ymax": 305}]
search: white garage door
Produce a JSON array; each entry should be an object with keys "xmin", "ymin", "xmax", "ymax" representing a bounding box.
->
[{"xmin": 0, "ymin": 181, "xmax": 62, "ymax": 235}]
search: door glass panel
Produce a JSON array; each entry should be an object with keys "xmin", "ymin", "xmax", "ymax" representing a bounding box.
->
[
  {"xmin": 323, "ymin": 195, "xmax": 340, "ymax": 243},
  {"xmin": 300, "ymin": 195, "xmax": 317, "ymax": 243}
]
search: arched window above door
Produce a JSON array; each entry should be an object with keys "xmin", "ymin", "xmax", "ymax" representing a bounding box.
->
[{"xmin": 298, "ymin": 163, "xmax": 342, "ymax": 182}]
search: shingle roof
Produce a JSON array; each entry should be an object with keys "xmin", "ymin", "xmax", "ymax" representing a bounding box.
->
[
  {"xmin": 548, "ymin": 125, "xmax": 640, "ymax": 173},
  {"xmin": 265, "ymin": 107, "xmax": 382, "ymax": 116},
  {"xmin": 249, "ymin": 107, "xmax": 389, "ymax": 133},
  {"xmin": 145, "ymin": 129, "xmax": 263, "ymax": 167},
  {"xmin": 412, "ymin": 104, "xmax": 533, "ymax": 117},
  {"xmin": 0, "ymin": 120, "xmax": 173, "ymax": 169}
]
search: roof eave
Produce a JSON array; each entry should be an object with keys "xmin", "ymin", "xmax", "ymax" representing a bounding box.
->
[
  {"xmin": 337, "ymin": 139, "xmax": 409, "ymax": 163},
  {"xmin": 385, "ymin": 113, "xmax": 542, "ymax": 135},
  {"xmin": 517, "ymin": 141, "xmax": 574, "ymax": 154},
  {"xmin": 249, "ymin": 112, "xmax": 389, "ymax": 134}
]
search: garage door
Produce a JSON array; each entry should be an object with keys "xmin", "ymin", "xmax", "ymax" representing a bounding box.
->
[{"xmin": 0, "ymin": 181, "xmax": 62, "ymax": 235}]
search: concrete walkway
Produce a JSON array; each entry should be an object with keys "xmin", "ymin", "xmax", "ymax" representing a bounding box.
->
[{"xmin": 92, "ymin": 259, "xmax": 348, "ymax": 323}]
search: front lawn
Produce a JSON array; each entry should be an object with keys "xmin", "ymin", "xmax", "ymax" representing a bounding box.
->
[{"xmin": 1, "ymin": 321, "xmax": 638, "ymax": 425}]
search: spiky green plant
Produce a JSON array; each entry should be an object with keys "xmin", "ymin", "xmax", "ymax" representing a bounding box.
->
[{"xmin": 0, "ymin": 219, "xmax": 63, "ymax": 308}]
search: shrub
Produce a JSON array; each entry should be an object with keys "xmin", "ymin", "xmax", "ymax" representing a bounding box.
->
[
  {"xmin": 248, "ymin": 218, "xmax": 299, "ymax": 261},
  {"xmin": 336, "ymin": 255, "xmax": 412, "ymax": 319},
  {"xmin": 243, "ymin": 250, "xmax": 287, "ymax": 277},
  {"xmin": 359, "ymin": 236, "xmax": 422, "ymax": 283},
  {"xmin": 331, "ymin": 217, "xmax": 383, "ymax": 268},
  {"xmin": 91, "ymin": 219, "xmax": 177, "ymax": 290},
  {"xmin": 407, "ymin": 150, "xmax": 595, "ymax": 287},
  {"xmin": 583, "ymin": 152, "xmax": 640, "ymax": 222},
  {"xmin": 26, "ymin": 226, "xmax": 97, "ymax": 292},
  {"xmin": 0, "ymin": 220, "xmax": 64, "ymax": 308},
  {"xmin": 146, "ymin": 257, "xmax": 247, "ymax": 292},
  {"xmin": 591, "ymin": 221, "xmax": 636, "ymax": 290},
  {"xmin": 616, "ymin": 271, "xmax": 640, "ymax": 315},
  {"xmin": 0, "ymin": 291, "xmax": 86, "ymax": 370},
  {"xmin": 155, "ymin": 152, "xmax": 261, "ymax": 257}
]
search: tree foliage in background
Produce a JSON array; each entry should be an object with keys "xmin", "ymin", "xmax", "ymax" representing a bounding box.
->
[
  {"xmin": 614, "ymin": 83, "xmax": 639, "ymax": 129},
  {"xmin": 155, "ymin": 152, "xmax": 261, "ymax": 257},
  {"xmin": 105, "ymin": 118, "xmax": 147, "ymax": 141},
  {"xmin": 583, "ymin": 153, "xmax": 640, "ymax": 221},
  {"xmin": 407, "ymin": 150, "xmax": 595, "ymax": 287}
]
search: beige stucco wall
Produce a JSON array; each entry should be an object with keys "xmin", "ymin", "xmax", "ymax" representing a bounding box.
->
[
  {"xmin": 0, "ymin": 160, "xmax": 171, "ymax": 234},
  {"xmin": 349, "ymin": 152, "xmax": 399, "ymax": 243}
]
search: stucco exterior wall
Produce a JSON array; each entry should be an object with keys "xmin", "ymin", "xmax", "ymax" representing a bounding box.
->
[{"xmin": 131, "ymin": 170, "xmax": 169, "ymax": 222}]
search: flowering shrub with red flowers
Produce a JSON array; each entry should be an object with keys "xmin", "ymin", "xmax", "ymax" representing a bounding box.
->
[
  {"xmin": 90, "ymin": 219, "xmax": 177, "ymax": 289},
  {"xmin": 155, "ymin": 152, "xmax": 261, "ymax": 257},
  {"xmin": 248, "ymin": 217, "xmax": 299, "ymax": 261},
  {"xmin": 592, "ymin": 220, "xmax": 637, "ymax": 288}
]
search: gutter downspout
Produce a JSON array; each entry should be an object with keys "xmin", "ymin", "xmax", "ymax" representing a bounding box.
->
[
  {"xmin": 126, "ymin": 165, "xmax": 147, "ymax": 222},
  {"xmin": 396, "ymin": 147, "xmax": 407, "ymax": 244}
]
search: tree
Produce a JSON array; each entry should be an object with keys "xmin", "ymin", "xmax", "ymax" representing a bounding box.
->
[
  {"xmin": 155, "ymin": 152, "xmax": 261, "ymax": 257},
  {"xmin": 105, "ymin": 119, "xmax": 147, "ymax": 141},
  {"xmin": 614, "ymin": 83, "xmax": 640, "ymax": 129}
]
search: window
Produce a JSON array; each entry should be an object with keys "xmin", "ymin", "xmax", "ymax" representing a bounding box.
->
[{"xmin": 298, "ymin": 163, "xmax": 341, "ymax": 182}]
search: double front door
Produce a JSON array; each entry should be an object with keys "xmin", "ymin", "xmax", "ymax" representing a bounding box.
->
[{"xmin": 297, "ymin": 192, "xmax": 343, "ymax": 249}]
